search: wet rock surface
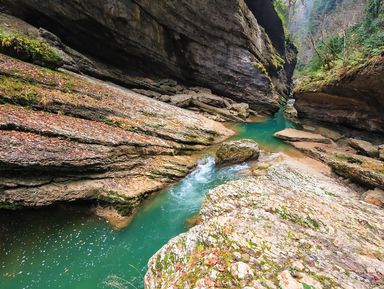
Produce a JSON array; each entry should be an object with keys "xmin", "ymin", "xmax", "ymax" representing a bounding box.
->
[
  {"xmin": 0, "ymin": 54, "xmax": 233, "ymax": 214},
  {"xmin": 215, "ymin": 139, "xmax": 260, "ymax": 165},
  {"xmin": 145, "ymin": 157, "xmax": 384, "ymax": 288}
]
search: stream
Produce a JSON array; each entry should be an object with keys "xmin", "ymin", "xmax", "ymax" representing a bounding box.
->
[{"xmin": 0, "ymin": 109, "xmax": 296, "ymax": 289}]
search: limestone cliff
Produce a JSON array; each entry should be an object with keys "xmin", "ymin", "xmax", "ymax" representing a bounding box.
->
[{"xmin": 0, "ymin": 0, "xmax": 296, "ymax": 112}]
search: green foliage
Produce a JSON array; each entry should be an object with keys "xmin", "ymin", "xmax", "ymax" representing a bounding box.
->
[
  {"xmin": 297, "ymin": 0, "xmax": 384, "ymax": 83},
  {"xmin": 309, "ymin": 0, "xmax": 344, "ymax": 33},
  {"xmin": 0, "ymin": 31, "xmax": 63, "ymax": 69},
  {"xmin": 274, "ymin": 0, "xmax": 290, "ymax": 31},
  {"xmin": 367, "ymin": 0, "xmax": 383, "ymax": 18}
]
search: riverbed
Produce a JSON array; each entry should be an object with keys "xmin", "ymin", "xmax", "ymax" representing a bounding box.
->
[{"xmin": 0, "ymin": 110, "xmax": 296, "ymax": 289}]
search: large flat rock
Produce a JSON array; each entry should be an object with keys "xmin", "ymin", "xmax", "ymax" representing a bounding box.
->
[
  {"xmin": 274, "ymin": 128, "xmax": 332, "ymax": 143},
  {"xmin": 146, "ymin": 157, "xmax": 384, "ymax": 288}
]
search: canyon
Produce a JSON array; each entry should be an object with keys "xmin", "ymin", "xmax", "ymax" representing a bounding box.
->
[
  {"xmin": 0, "ymin": 0, "xmax": 294, "ymax": 218},
  {"xmin": 0, "ymin": 0, "xmax": 383, "ymax": 289}
]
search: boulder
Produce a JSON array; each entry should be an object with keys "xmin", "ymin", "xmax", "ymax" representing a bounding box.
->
[
  {"xmin": 284, "ymin": 105, "xmax": 298, "ymax": 118},
  {"xmin": 231, "ymin": 103, "xmax": 250, "ymax": 118},
  {"xmin": 159, "ymin": 95, "xmax": 172, "ymax": 103},
  {"xmin": 284, "ymin": 98, "xmax": 298, "ymax": 118},
  {"xmin": 215, "ymin": 139, "xmax": 260, "ymax": 165},
  {"xmin": 194, "ymin": 93, "xmax": 231, "ymax": 108},
  {"xmin": 287, "ymin": 98, "xmax": 295, "ymax": 106},
  {"xmin": 302, "ymin": 125, "xmax": 316, "ymax": 132},
  {"xmin": 348, "ymin": 138, "xmax": 379, "ymax": 158},
  {"xmin": 169, "ymin": 94, "xmax": 192, "ymax": 108},
  {"xmin": 362, "ymin": 188, "xmax": 384, "ymax": 208},
  {"xmin": 317, "ymin": 127, "xmax": 343, "ymax": 141},
  {"xmin": 274, "ymin": 128, "xmax": 332, "ymax": 144}
]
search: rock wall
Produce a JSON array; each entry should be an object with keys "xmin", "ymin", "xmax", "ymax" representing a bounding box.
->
[
  {"xmin": 0, "ymin": 0, "xmax": 296, "ymax": 112},
  {"xmin": 294, "ymin": 56, "xmax": 384, "ymax": 134}
]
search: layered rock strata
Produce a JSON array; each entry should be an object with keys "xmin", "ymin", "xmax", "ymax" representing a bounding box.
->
[
  {"xmin": 294, "ymin": 56, "xmax": 384, "ymax": 133},
  {"xmin": 274, "ymin": 128, "xmax": 384, "ymax": 191},
  {"xmin": 0, "ymin": 54, "xmax": 233, "ymax": 214}
]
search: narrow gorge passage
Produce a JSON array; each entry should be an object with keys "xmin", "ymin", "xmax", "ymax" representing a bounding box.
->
[{"xmin": 1, "ymin": 0, "xmax": 383, "ymax": 288}]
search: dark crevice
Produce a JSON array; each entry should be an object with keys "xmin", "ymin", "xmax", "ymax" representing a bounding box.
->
[{"xmin": 245, "ymin": 0, "xmax": 286, "ymax": 55}]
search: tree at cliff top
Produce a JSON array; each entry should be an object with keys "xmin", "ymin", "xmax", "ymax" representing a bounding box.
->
[
  {"xmin": 289, "ymin": 0, "xmax": 371, "ymax": 73},
  {"xmin": 293, "ymin": 0, "xmax": 383, "ymax": 81}
]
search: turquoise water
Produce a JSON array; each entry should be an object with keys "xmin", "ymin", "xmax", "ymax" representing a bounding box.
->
[
  {"xmin": 233, "ymin": 109, "xmax": 297, "ymax": 151},
  {"xmin": 0, "ymin": 109, "xmax": 295, "ymax": 289}
]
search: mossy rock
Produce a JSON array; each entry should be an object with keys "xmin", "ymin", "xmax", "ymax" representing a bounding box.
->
[
  {"xmin": 0, "ymin": 32, "xmax": 63, "ymax": 69},
  {"xmin": 215, "ymin": 139, "xmax": 260, "ymax": 165}
]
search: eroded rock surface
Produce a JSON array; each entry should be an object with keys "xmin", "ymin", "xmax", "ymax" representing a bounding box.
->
[
  {"xmin": 215, "ymin": 139, "xmax": 260, "ymax": 165},
  {"xmin": 280, "ymin": 137, "xmax": 384, "ymax": 191},
  {"xmin": 348, "ymin": 138, "xmax": 379, "ymax": 158},
  {"xmin": 0, "ymin": 0, "xmax": 296, "ymax": 112},
  {"xmin": 362, "ymin": 188, "xmax": 384, "ymax": 208},
  {"xmin": 294, "ymin": 56, "xmax": 384, "ymax": 133},
  {"xmin": 0, "ymin": 54, "xmax": 233, "ymax": 214},
  {"xmin": 145, "ymin": 158, "xmax": 384, "ymax": 288}
]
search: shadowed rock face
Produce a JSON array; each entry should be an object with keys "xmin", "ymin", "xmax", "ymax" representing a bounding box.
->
[
  {"xmin": 245, "ymin": 0, "xmax": 285, "ymax": 55},
  {"xmin": 0, "ymin": 0, "xmax": 295, "ymax": 112},
  {"xmin": 295, "ymin": 56, "xmax": 384, "ymax": 134}
]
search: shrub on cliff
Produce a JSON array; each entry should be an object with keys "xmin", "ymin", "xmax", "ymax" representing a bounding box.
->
[
  {"xmin": 0, "ymin": 31, "xmax": 63, "ymax": 69},
  {"xmin": 295, "ymin": 0, "xmax": 384, "ymax": 89}
]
